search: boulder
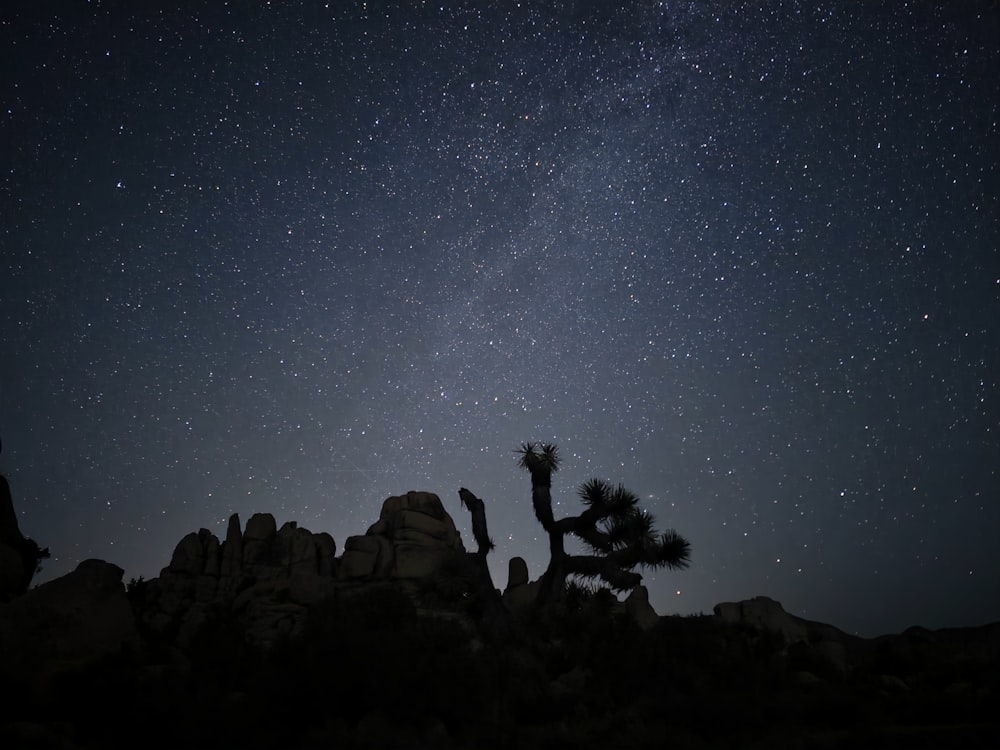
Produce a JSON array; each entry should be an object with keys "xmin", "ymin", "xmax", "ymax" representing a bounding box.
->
[
  {"xmin": 339, "ymin": 535, "xmax": 387, "ymax": 580},
  {"xmin": 276, "ymin": 521, "xmax": 299, "ymax": 567},
  {"xmin": 379, "ymin": 491, "xmax": 447, "ymax": 521},
  {"xmin": 218, "ymin": 513, "xmax": 246, "ymax": 598},
  {"xmin": 397, "ymin": 508, "xmax": 455, "ymax": 542},
  {"xmin": 625, "ymin": 585, "xmax": 659, "ymax": 631},
  {"xmin": 314, "ymin": 532, "xmax": 337, "ymax": 576},
  {"xmin": 141, "ymin": 513, "xmax": 341, "ymax": 648},
  {"xmin": 243, "ymin": 513, "xmax": 277, "ymax": 568},
  {"xmin": 169, "ymin": 531, "xmax": 208, "ymax": 575},
  {"xmin": 0, "ymin": 559, "xmax": 137, "ymax": 680},
  {"xmin": 0, "ymin": 475, "xmax": 45, "ymax": 600},
  {"xmin": 506, "ymin": 557, "xmax": 529, "ymax": 591},
  {"xmin": 244, "ymin": 597, "xmax": 308, "ymax": 646},
  {"xmin": 287, "ymin": 526, "xmax": 320, "ymax": 578},
  {"xmin": 384, "ymin": 494, "xmax": 463, "ymax": 579},
  {"xmin": 503, "ymin": 579, "xmax": 539, "ymax": 615},
  {"xmin": 713, "ymin": 596, "xmax": 808, "ymax": 643},
  {"xmin": 501, "ymin": 557, "xmax": 538, "ymax": 614},
  {"xmin": 340, "ymin": 492, "xmax": 464, "ymax": 583},
  {"xmin": 220, "ymin": 513, "xmax": 244, "ymax": 577},
  {"xmin": 203, "ymin": 532, "xmax": 221, "ymax": 577},
  {"xmin": 163, "ymin": 529, "xmax": 222, "ymax": 608},
  {"xmin": 393, "ymin": 543, "xmax": 450, "ymax": 579}
]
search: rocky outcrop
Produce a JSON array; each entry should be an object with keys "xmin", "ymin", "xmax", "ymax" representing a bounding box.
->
[
  {"xmin": 0, "ymin": 559, "xmax": 137, "ymax": 682},
  {"xmin": 714, "ymin": 595, "xmax": 809, "ymax": 643},
  {"xmin": 25, "ymin": 489, "xmax": 681, "ymax": 654},
  {"xmin": 140, "ymin": 493, "xmax": 467, "ymax": 647},
  {"xmin": 708, "ymin": 595, "xmax": 1000, "ymax": 686},
  {"xmin": 714, "ymin": 596, "xmax": 856, "ymax": 680},
  {"xmin": 507, "ymin": 556, "xmax": 529, "ymax": 589},
  {"xmin": 338, "ymin": 491, "xmax": 465, "ymax": 582},
  {"xmin": 625, "ymin": 585, "xmax": 659, "ymax": 631},
  {"xmin": 502, "ymin": 556, "xmax": 539, "ymax": 615},
  {"xmin": 140, "ymin": 512, "xmax": 339, "ymax": 646},
  {"xmin": 0, "ymin": 475, "xmax": 46, "ymax": 601}
]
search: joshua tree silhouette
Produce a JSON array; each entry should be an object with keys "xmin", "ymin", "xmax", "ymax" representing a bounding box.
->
[
  {"xmin": 459, "ymin": 487, "xmax": 495, "ymax": 556},
  {"xmin": 516, "ymin": 441, "xmax": 690, "ymax": 607},
  {"xmin": 454, "ymin": 487, "xmax": 509, "ymax": 634}
]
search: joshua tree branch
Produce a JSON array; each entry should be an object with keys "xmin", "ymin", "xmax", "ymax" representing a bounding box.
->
[
  {"xmin": 455, "ymin": 488, "xmax": 510, "ymax": 636},
  {"xmin": 553, "ymin": 514, "xmax": 614, "ymax": 553},
  {"xmin": 458, "ymin": 487, "xmax": 495, "ymax": 556},
  {"xmin": 517, "ymin": 440, "xmax": 690, "ymax": 607},
  {"xmin": 565, "ymin": 555, "xmax": 643, "ymax": 591}
]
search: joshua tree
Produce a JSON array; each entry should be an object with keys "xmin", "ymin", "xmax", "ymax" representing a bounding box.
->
[{"xmin": 516, "ymin": 441, "xmax": 691, "ymax": 607}]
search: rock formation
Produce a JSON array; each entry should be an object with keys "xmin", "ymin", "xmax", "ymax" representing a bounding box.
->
[
  {"xmin": 502, "ymin": 556, "xmax": 539, "ymax": 615},
  {"xmin": 3, "ymin": 489, "xmax": 998, "ymax": 750},
  {"xmin": 0, "ymin": 474, "xmax": 48, "ymax": 601},
  {"xmin": 0, "ymin": 558, "xmax": 137, "ymax": 683},
  {"xmin": 0, "ymin": 478, "xmax": 25, "ymax": 600},
  {"xmin": 140, "ymin": 511, "xmax": 339, "ymax": 646},
  {"xmin": 339, "ymin": 490, "xmax": 465, "ymax": 582},
  {"xmin": 714, "ymin": 595, "xmax": 809, "ymax": 643},
  {"xmin": 5, "ymin": 471, "xmax": 999, "ymax": 750},
  {"xmin": 625, "ymin": 585, "xmax": 659, "ymax": 631},
  {"xmin": 138, "ymin": 491, "xmax": 467, "ymax": 646}
]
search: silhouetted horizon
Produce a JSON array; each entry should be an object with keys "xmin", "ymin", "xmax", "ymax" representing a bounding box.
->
[{"xmin": 2, "ymin": 1, "xmax": 998, "ymax": 639}]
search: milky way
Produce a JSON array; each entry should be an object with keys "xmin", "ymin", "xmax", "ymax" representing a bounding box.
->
[{"xmin": 2, "ymin": 1, "xmax": 997, "ymax": 636}]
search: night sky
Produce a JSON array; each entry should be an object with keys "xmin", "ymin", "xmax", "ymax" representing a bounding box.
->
[{"xmin": 2, "ymin": 1, "xmax": 998, "ymax": 637}]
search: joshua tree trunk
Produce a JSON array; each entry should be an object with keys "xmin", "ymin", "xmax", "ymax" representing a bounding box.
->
[
  {"xmin": 530, "ymin": 471, "xmax": 555, "ymax": 531},
  {"xmin": 525, "ymin": 466, "xmax": 568, "ymax": 604},
  {"xmin": 537, "ymin": 517, "xmax": 568, "ymax": 607},
  {"xmin": 516, "ymin": 442, "xmax": 691, "ymax": 611}
]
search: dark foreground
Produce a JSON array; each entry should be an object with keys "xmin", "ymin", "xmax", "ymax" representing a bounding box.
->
[{"xmin": 3, "ymin": 583, "xmax": 999, "ymax": 749}]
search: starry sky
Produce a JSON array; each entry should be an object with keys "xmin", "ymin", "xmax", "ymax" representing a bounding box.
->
[{"xmin": 2, "ymin": 1, "xmax": 998, "ymax": 637}]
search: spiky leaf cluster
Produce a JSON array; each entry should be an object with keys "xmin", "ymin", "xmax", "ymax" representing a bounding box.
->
[
  {"xmin": 575, "ymin": 479, "xmax": 691, "ymax": 573},
  {"xmin": 577, "ymin": 479, "xmax": 639, "ymax": 515},
  {"xmin": 515, "ymin": 441, "xmax": 561, "ymax": 475}
]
